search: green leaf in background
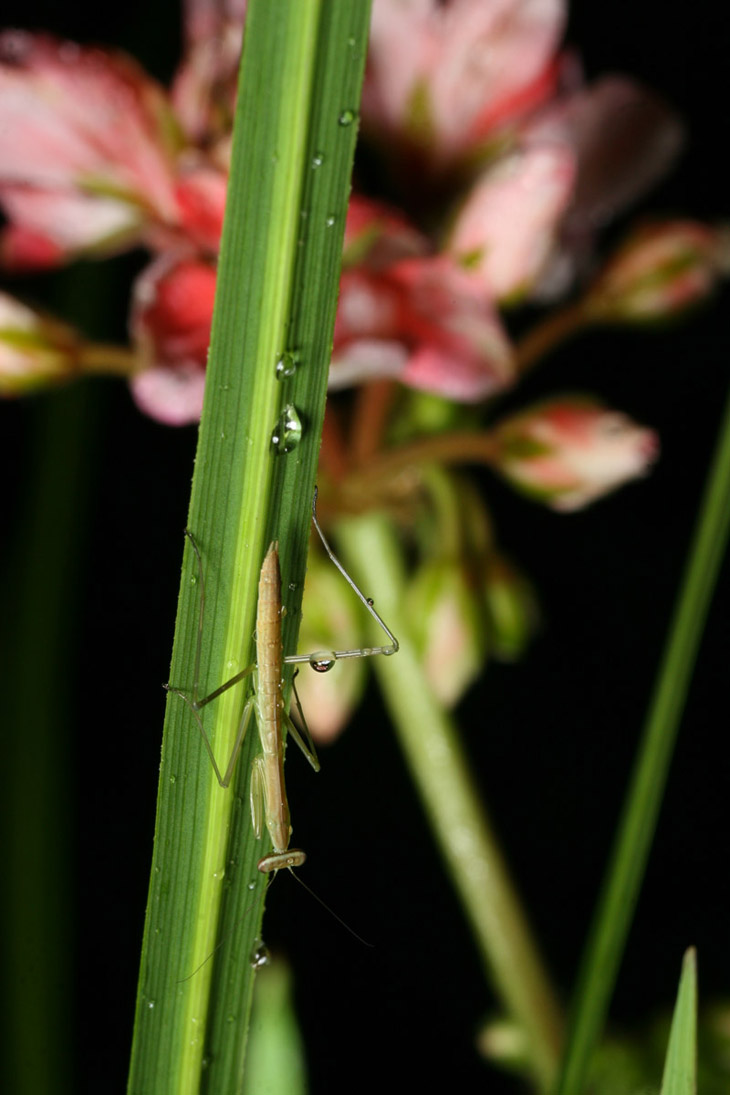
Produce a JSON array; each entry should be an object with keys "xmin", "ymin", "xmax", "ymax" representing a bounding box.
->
[
  {"xmin": 660, "ymin": 949, "xmax": 697, "ymax": 1095},
  {"xmin": 242, "ymin": 959, "xmax": 308, "ymax": 1095}
]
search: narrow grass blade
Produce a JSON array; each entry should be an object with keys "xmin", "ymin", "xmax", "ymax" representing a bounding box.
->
[
  {"xmin": 660, "ymin": 949, "xmax": 697, "ymax": 1095},
  {"xmin": 127, "ymin": 4, "xmax": 372, "ymax": 1093},
  {"xmin": 554, "ymin": 384, "xmax": 730, "ymax": 1095}
]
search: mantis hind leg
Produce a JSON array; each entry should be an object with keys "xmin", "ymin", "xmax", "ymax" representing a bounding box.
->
[{"xmin": 166, "ymin": 686, "xmax": 255, "ymax": 789}]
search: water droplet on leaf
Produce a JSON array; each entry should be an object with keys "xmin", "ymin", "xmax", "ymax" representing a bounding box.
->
[
  {"xmin": 271, "ymin": 404, "xmax": 303, "ymax": 454},
  {"xmin": 250, "ymin": 941, "xmax": 271, "ymax": 969},
  {"xmin": 275, "ymin": 351, "xmax": 300, "ymax": 379}
]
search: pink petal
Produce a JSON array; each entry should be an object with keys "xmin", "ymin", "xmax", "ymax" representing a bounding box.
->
[
  {"xmin": 131, "ymin": 253, "xmax": 217, "ymax": 369},
  {"xmin": 334, "ymin": 268, "xmax": 403, "ymax": 343},
  {"xmin": 364, "ymin": 0, "xmax": 566, "ymax": 162},
  {"xmin": 448, "ymin": 145, "xmax": 576, "ymax": 299},
  {"xmin": 329, "ymin": 339, "xmax": 409, "ymax": 390},
  {"xmin": 526, "ymin": 75, "xmax": 685, "ymax": 231},
  {"xmin": 173, "ymin": 166, "xmax": 227, "ymax": 252},
  {"xmin": 0, "ymin": 222, "xmax": 65, "ymax": 270},
  {"xmin": 331, "ymin": 257, "xmax": 515, "ymax": 401},
  {"xmin": 0, "ymin": 185, "xmax": 144, "ymax": 259},
  {"xmin": 129, "ymin": 361, "xmax": 206, "ymax": 425}
]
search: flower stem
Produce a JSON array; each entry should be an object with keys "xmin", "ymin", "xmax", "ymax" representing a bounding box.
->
[
  {"xmin": 336, "ymin": 512, "xmax": 564, "ymax": 1093},
  {"xmin": 339, "ymin": 431, "xmax": 499, "ymax": 509},
  {"xmin": 514, "ymin": 300, "xmax": 588, "ymax": 375},
  {"xmin": 350, "ymin": 379, "xmax": 397, "ymax": 464},
  {"xmin": 78, "ymin": 343, "xmax": 138, "ymax": 375}
]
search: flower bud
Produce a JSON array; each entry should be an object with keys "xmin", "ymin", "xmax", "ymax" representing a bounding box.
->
[
  {"xmin": 406, "ymin": 557, "xmax": 487, "ymax": 707},
  {"xmin": 489, "ymin": 397, "xmax": 659, "ymax": 511},
  {"xmin": 483, "ymin": 555, "xmax": 537, "ymax": 662},
  {"xmin": 585, "ymin": 220, "xmax": 730, "ymax": 322},
  {"xmin": 1, "ymin": 291, "xmax": 80, "ymax": 395},
  {"xmin": 476, "ymin": 1016, "xmax": 528, "ymax": 1073}
]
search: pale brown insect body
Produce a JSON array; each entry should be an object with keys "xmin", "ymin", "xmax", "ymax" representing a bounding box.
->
[
  {"xmin": 250, "ymin": 543, "xmax": 307, "ymax": 873},
  {"xmin": 166, "ymin": 491, "xmax": 398, "ymax": 876}
]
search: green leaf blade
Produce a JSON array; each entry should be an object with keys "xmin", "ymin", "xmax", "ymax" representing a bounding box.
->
[{"xmin": 127, "ymin": 4, "xmax": 372, "ymax": 1093}]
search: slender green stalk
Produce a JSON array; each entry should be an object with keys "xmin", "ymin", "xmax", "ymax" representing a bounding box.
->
[
  {"xmin": 554, "ymin": 385, "xmax": 730, "ymax": 1095},
  {"xmin": 336, "ymin": 513, "xmax": 564, "ymax": 1093},
  {"xmin": 128, "ymin": 4, "xmax": 371, "ymax": 1093}
]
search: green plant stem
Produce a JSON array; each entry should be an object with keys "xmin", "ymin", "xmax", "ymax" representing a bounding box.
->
[
  {"xmin": 127, "ymin": 4, "xmax": 371, "ymax": 1093},
  {"xmin": 554, "ymin": 385, "xmax": 730, "ymax": 1095},
  {"xmin": 78, "ymin": 343, "xmax": 138, "ymax": 374},
  {"xmin": 336, "ymin": 513, "xmax": 564, "ymax": 1094}
]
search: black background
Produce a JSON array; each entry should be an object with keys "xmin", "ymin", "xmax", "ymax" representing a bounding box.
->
[{"xmin": 1, "ymin": 3, "xmax": 729, "ymax": 1093}]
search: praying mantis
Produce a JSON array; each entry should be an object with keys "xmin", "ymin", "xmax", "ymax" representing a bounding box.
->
[{"xmin": 166, "ymin": 491, "xmax": 399, "ymax": 874}]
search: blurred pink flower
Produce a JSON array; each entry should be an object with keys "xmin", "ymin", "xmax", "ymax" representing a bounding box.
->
[
  {"xmin": 0, "ymin": 7, "xmax": 694, "ymax": 438},
  {"xmin": 129, "ymin": 254, "xmax": 216, "ymax": 424},
  {"xmin": 488, "ymin": 397, "xmax": 659, "ymax": 510},
  {"xmin": 331, "ymin": 257, "xmax": 515, "ymax": 401},
  {"xmin": 585, "ymin": 220, "xmax": 730, "ymax": 322},
  {"xmin": 363, "ymin": 0, "xmax": 566, "ymax": 166},
  {"xmin": 0, "ymin": 31, "xmax": 184, "ymax": 267},
  {"xmin": 447, "ymin": 75, "xmax": 684, "ymax": 303}
]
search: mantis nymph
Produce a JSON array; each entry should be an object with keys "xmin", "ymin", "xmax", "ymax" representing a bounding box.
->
[{"xmin": 166, "ymin": 492, "xmax": 398, "ymax": 874}]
